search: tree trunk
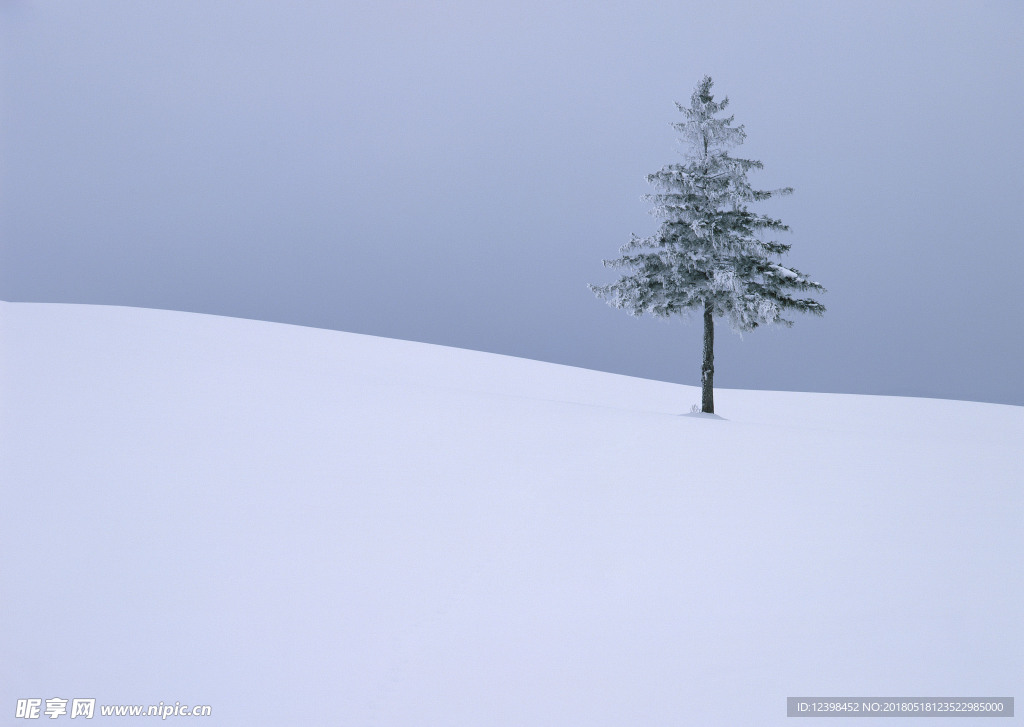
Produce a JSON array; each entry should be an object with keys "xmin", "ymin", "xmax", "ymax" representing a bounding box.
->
[{"xmin": 701, "ymin": 301, "xmax": 714, "ymax": 413}]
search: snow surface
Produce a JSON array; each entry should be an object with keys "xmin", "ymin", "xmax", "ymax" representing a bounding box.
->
[{"xmin": 1, "ymin": 302, "xmax": 1021, "ymax": 725}]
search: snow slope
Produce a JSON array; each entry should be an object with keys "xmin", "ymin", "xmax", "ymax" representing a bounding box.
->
[{"xmin": 1, "ymin": 302, "xmax": 1021, "ymax": 725}]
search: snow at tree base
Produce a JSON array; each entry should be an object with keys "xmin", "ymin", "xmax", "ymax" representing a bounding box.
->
[
  {"xmin": 592, "ymin": 77, "xmax": 824, "ymax": 414},
  {"xmin": 1, "ymin": 302, "xmax": 1021, "ymax": 726}
]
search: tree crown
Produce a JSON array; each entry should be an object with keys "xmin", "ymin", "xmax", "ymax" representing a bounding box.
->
[{"xmin": 590, "ymin": 76, "xmax": 824, "ymax": 331}]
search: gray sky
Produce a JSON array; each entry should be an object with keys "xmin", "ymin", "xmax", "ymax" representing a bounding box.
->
[{"xmin": 2, "ymin": 0, "xmax": 1022, "ymax": 405}]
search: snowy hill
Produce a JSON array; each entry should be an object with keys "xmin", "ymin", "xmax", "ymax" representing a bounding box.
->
[{"xmin": 1, "ymin": 302, "xmax": 1021, "ymax": 725}]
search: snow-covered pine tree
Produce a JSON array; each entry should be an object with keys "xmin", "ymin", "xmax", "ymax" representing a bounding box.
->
[{"xmin": 591, "ymin": 76, "xmax": 825, "ymax": 414}]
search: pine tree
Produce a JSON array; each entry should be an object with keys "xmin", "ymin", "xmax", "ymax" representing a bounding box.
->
[{"xmin": 591, "ymin": 76, "xmax": 824, "ymax": 414}]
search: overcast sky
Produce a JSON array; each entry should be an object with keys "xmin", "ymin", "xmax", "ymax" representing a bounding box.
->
[{"xmin": 2, "ymin": 0, "xmax": 1021, "ymax": 405}]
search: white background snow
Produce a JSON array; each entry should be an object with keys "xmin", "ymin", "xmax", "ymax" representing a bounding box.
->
[{"xmin": 2, "ymin": 302, "xmax": 1021, "ymax": 724}]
